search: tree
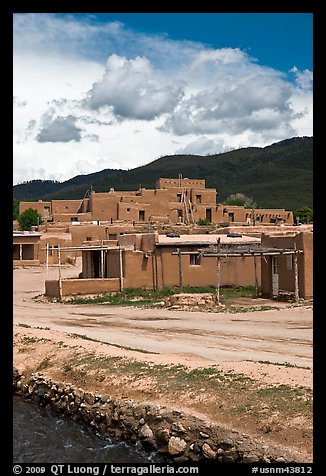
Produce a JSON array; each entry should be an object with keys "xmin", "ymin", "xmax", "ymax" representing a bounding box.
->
[
  {"xmin": 13, "ymin": 198, "xmax": 20, "ymax": 220},
  {"xmin": 223, "ymin": 193, "xmax": 257, "ymax": 209},
  {"xmin": 17, "ymin": 208, "xmax": 43, "ymax": 231},
  {"xmin": 293, "ymin": 207, "xmax": 313, "ymax": 224}
]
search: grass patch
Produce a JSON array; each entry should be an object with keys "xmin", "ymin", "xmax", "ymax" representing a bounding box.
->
[
  {"xmin": 17, "ymin": 323, "xmax": 31, "ymax": 328},
  {"xmin": 64, "ymin": 285, "xmax": 259, "ymax": 307},
  {"xmin": 68, "ymin": 333, "xmax": 159, "ymax": 354},
  {"xmin": 36, "ymin": 356, "xmax": 52, "ymax": 371},
  {"xmin": 254, "ymin": 360, "xmax": 311, "ymax": 369}
]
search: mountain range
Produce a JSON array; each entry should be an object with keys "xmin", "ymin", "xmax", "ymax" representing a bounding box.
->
[{"xmin": 13, "ymin": 136, "xmax": 313, "ymax": 210}]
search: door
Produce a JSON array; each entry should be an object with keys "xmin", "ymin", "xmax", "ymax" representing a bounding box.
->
[{"xmin": 206, "ymin": 208, "xmax": 212, "ymax": 222}]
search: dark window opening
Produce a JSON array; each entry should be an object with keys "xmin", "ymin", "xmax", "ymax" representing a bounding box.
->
[
  {"xmin": 109, "ymin": 234, "xmax": 117, "ymax": 240},
  {"xmin": 139, "ymin": 210, "xmax": 145, "ymax": 221},
  {"xmin": 177, "ymin": 194, "xmax": 182, "ymax": 202},
  {"xmin": 70, "ymin": 216, "xmax": 78, "ymax": 222},
  {"xmin": 228, "ymin": 212, "xmax": 234, "ymax": 222},
  {"xmin": 206, "ymin": 209, "xmax": 212, "ymax": 222},
  {"xmin": 196, "ymin": 195, "xmax": 202, "ymax": 204},
  {"xmin": 190, "ymin": 254, "xmax": 201, "ymax": 266}
]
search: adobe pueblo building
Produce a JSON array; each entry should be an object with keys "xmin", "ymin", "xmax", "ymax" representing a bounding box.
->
[
  {"xmin": 44, "ymin": 230, "xmax": 312, "ymax": 302},
  {"xmin": 19, "ymin": 177, "xmax": 293, "ymax": 226}
]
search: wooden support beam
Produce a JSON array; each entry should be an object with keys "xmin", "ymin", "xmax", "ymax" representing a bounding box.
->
[
  {"xmin": 177, "ymin": 248, "xmax": 183, "ymax": 289},
  {"xmin": 293, "ymin": 243, "xmax": 300, "ymax": 303}
]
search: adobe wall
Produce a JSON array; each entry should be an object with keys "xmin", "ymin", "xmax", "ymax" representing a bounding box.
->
[
  {"xmin": 45, "ymin": 278, "xmax": 120, "ymax": 297},
  {"xmin": 13, "ymin": 259, "xmax": 40, "ymax": 267},
  {"xmin": 157, "ymin": 248, "xmax": 260, "ymax": 288},
  {"xmin": 45, "ymin": 280, "xmax": 61, "ymax": 298},
  {"xmin": 260, "ymin": 232, "xmax": 313, "ymax": 299},
  {"xmin": 39, "ymin": 233, "xmax": 73, "ymax": 264},
  {"xmin": 19, "ymin": 201, "xmax": 51, "ymax": 219},
  {"xmin": 123, "ymin": 250, "xmax": 156, "ymax": 289}
]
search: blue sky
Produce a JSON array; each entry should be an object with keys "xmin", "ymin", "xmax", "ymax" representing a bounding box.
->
[
  {"xmin": 68, "ymin": 13, "xmax": 313, "ymax": 72},
  {"xmin": 13, "ymin": 13, "xmax": 313, "ymax": 184}
]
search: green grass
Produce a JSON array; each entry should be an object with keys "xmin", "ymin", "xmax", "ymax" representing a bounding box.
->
[
  {"xmin": 68, "ymin": 333, "xmax": 159, "ymax": 354},
  {"xmin": 254, "ymin": 360, "xmax": 311, "ymax": 370},
  {"xmin": 64, "ymin": 285, "xmax": 258, "ymax": 306}
]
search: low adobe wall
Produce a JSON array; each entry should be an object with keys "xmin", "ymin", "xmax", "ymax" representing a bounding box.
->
[
  {"xmin": 13, "ymin": 259, "xmax": 40, "ymax": 267},
  {"xmin": 13, "ymin": 369, "xmax": 306, "ymax": 463},
  {"xmin": 45, "ymin": 278, "xmax": 120, "ymax": 298}
]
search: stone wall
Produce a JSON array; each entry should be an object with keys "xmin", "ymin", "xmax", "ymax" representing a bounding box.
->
[{"xmin": 13, "ymin": 368, "xmax": 305, "ymax": 463}]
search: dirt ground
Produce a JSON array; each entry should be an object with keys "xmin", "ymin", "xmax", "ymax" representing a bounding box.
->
[{"xmin": 13, "ymin": 262, "xmax": 313, "ymax": 461}]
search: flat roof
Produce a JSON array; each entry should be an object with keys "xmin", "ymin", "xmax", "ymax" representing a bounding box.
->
[
  {"xmin": 157, "ymin": 234, "xmax": 261, "ymax": 246},
  {"xmin": 13, "ymin": 231, "xmax": 42, "ymax": 237}
]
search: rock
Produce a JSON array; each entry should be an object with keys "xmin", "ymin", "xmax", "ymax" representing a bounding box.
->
[
  {"xmin": 168, "ymin": 436, "xmax": 187, "ymax": 455},
  {"xmin": 199, "ymin": 431, "xmax": 210, "ymax": 438},
  {"xmin": 202, "ymin": 443, "xmax": 217, "ymax": 459},
  {"xmin": 242, "ymin": 453, "xmax": 259, "ymax": 463},
  {"xmin": 223, "ymin": 450, "xmax": 238, "ymax": 463},
  {"xmin": 139, "ymin": 418, "xmax": 145, "ymax": 425},
  {"xmin": 84, "ymin": 392, "xmax": 95, "ymax": 405},
  {"xmin": 219, "ymin": 438, "xmax": 234, "ymax": 450},
  {"xmin": 100, "ymin": 394, "xmax": 110, "ymax": 403},
  {"xmin": 172, "ymin": 423, "xmax": 186, "ymax": 433},
  {"xmin": 139, "ymin": 424, "xmax": 153, "ymax": 439},
  {"xmin": 141, "ymin": 438, "xmax": 158, "ymax": 451},
  {"xmin": 156, "ymin": 428, "xmax": 170, "ymax": 443},
  {"xmin": 275, "ymin": 457, "xmax": 286, "ymax": 463}
]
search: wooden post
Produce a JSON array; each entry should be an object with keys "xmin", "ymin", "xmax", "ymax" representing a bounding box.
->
[
  {"xmin": 19, "ymin": 244, "xmax": 22, "ymax": 261},
  {"xmin": 58, "ymin": 245, "xmax": 62, "ymax": 299},
  {"xmin": 216, "ymin": 238, "xmax": 221, "ymax": 304},
  {"xmin": 119, "ymin": 246, "xmax": 124, "ymax": 291},
  {"xmin": 253, "ymin": 255, "xmax": 259, "ymax": 298},
  {"xmin": 293, "ymin": 245, "xmax": 299, "ymax": 303},
  {"xmin": 100, "ymin": 245, "xmax": 104, "ymax": 279},
  {"xmin": 45, "ymin": 243, "xmax": 49, "ymax": 278},
  {"xmin": 177, "ymin": 248, "xmax": 183, "ymax": 289}
]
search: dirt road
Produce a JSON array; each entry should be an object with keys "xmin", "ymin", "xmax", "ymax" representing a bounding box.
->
[{"xmin": 13, "ymin": 263, "xmax": 313, "ymax": 369}]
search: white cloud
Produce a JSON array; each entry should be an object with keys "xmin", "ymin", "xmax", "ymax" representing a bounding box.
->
[
  {"xmin": 176, "ymin": 136, "xmax": 232, "ymax": 155},
  {"xmin": 289, "ymin": 66, "xmax": 313, "ymax": 90},
  {"xmin": 85, "ymin": 54, "xmax": 184, "ymax": 120},
  {"xmin": 37, "ymin": 115, "xmax": 83, "ymax": 143}
]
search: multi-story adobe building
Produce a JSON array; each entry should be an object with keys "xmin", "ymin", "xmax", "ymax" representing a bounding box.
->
[{"xmin": 19, "ymin": 177, "xmax": 293, "ymax": 226}]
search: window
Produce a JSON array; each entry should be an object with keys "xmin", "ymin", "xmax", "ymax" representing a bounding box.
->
[
  {"xmin": 228, "ymin": 212, "xmax": 234, "ymax": 222},
  {"xmin": 177, "ymin": 209, "xmax": 183, "ymax": 219},
  {"xmin": 177, "ymin": 193, "xmax": 182, "ymax": 202},
  {"xmin": 86, "ymin": 236, "xmax": 92, "ymax": 241},
  {"xmin": 70, "ymin": 216, "xmax": 78, "ymax": 222},
  {"xmin": 190, "ymin": 254, "xmax": 201, "ymax": 266},
  {"xmin": 206, "ymin": 209, "xmax": 212, "ymax": 222},
  {"xmin": 139, "ymin": 210, "xmax": 145, "ymax": 221},
  {"xmin": 127, "ymin": 208, "xmax": 130, "ymax": 212},
  {"xmin": 196, "ymin": 195, "xmax": 202, "ymax": 204},
  {"xmin": 286, "ymin": 255, "xmax": 293, "ymax": 271},
  {"xmin": 109, "ymin": 234, "xmax": 117, "ymax": 240}
]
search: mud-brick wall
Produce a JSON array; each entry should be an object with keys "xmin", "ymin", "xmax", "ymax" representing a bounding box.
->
[
  {"xmin": 45, "ymin": 278, "xmax": 120, "ymax": 297},
  {"xmin": 13, "ymin": 369, "xmax": 306, "ymax": 464}
]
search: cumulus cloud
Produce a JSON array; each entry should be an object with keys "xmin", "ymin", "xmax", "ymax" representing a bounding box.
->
[
  {"xmin": 176, "ymin": 136, "xmax": 232, "ymax": 155},
  {"xmin": 13, "ymin": 96, "xmax": 27, "ymax": 107},
  {"xmin": 84, "ymin": 54, "xmax": 184, "ymax": 120},
  {"xmin": 161, "ymin": 67, "xmax": 298, "ymax": 136},
  {"xmin": 37, "ymin": 115, "xmax": 82, "ymax": 142},
  {"xmin": 289, "ymin": 66, "xmax": 313, "ymax": 90},
  {"xmin": 13, "ymin": 14, "xmax": 313, "ymax": 184}
]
